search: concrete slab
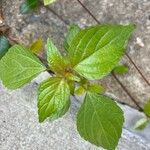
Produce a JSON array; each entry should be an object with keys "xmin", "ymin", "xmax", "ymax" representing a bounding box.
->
[{"xmin": 0, "ymin": 82, "xmax": 150, "ymax": 150}]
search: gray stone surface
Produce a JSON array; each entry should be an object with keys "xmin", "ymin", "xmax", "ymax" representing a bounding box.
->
[
  {"xmin": 120, "ymin": 104, "xmax": 150, "ymax": 141},
  {"xmin": 0, "ymin": 82, "xmax": 150, "ymax": 150}
]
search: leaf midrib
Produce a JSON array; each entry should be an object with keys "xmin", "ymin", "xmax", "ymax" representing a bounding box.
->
[
  {"xmin": 88, "ymin": 94, "xmax": 111, "ymax": 148},
  {"xmin": 39, "ymin": 79, "xmax": 65, "ymax": 115},
  {"xmin": 74, "ymin": 28, "xmax": 124, "ymax": 69}
]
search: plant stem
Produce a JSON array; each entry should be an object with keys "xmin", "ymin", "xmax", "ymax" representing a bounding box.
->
[{"xmin": 37, "ymin": 54, "xmax": 54, "ymax": 74}]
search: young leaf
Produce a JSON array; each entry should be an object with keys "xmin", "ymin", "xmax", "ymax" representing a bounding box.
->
[
  {"xmin": 68, "ymin": 24, "xmax": 134, "ymax": 80},
  {"xmin": 113, "ymin": 65, "xmax": 129, "ymax": 75},
  {"xmin": 88, "ymin": 83, "xmax": 105, "ymax": 94},
  {"xmin": 64, "ymin": 24, "xmax": 81, "ymax": 51},
  {"xmin": 134, "ymin": 118, "xmax": 149, "ymax": 130},
  {"xmin": 47, "ymin": 38, "xmax": 66, "ymax": 74},
  {"xmin": 44, "ymin": 0, "xmax": 56, "ymax": 6},
  {"xmin": 20, "ymin": 0, "xmax": 38, "ymax": 14},
  {"xmin": 144, "ymin": 100, "xmax": 150, "ymax": 116},
  {"xmin": 65, "ymin": 73, "xmax": 80, "ymax": 82},
  {"xmin": 79, "ymin": 77, "xmax": 88, "ymax": 85},
  {"xmin": 77, "ymin": 93, "xmax": 124, "ymax": 150},
  {"xmin": 75, "ymin": 86, "xmax": 85, "ymax": 95},
  {"xmin": 30, "ymin": 38, "xmax": 43, "ymax": 54},
  {"xmin": 38, "ymin": 77, "xmax": 70, "ymax": 122},
  {"xmin": 0, "ymin": 36, "xmax": 10, "ymax": 59},
  {"xmin": 68, "ymin": 80, "xmax": 75, "ymax": 95},
  {"xmin": 0, "ymin": 44, "xmax": 46, "ymax": 89}
]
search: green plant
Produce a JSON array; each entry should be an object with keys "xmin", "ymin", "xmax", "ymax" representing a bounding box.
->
[
  {"xmin": 0, "ymin": 35, "xmax": 11, "ymax": 59},
  {"xmin": 0, "ymin": 24, "xmax": 135, "ymax": 150},
  {"xmin": 44, "ymin": 0, "xmax": 56, "ymax": 6},
  {"xmin": 134, "ymin": 100, "xmax": 150, "ymax": 130},
  {"xmin": 112, "ymin": 65, "xmax": 129, "ymax": 75},
  {"xmin": 20, "ymin": 0, "xmax": 57, "ymax": 14}
]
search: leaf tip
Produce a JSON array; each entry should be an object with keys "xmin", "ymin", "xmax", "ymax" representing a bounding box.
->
[
  {"xmin": 127, "ymin": 23, "xmax": 136, "ymax": 31},
  {"xmin": 47, "ymin": 37, "xmax": 52, "ymax": 45},
  {"xmin": 38, "ymin": 115, "xmax": 45, "ymax": 123},
  {"xmin": 44, "ymin": 0, "xmax": 56, "ymax": 6}
]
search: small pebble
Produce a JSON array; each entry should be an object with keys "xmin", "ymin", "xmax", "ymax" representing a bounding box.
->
[
  {"xmin": 40, "ymin": 7, "xmax": 47, "ymax": 14},
  {"xmin": 136, "ymin": 37, "xmax": 144, "ymax": 47}
]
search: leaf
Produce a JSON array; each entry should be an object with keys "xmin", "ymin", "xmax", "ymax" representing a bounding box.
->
[
  {"xmin": 113, "ymin": 65, "xmax": 129, "ymax": 74},
  {"xmin": 88, "ymin": 83, "xmax": 105, "ymax": 94},
  {"xmin": 0, "ymin": 44, "xmax": 46, "ymax": 89},
  {"xmin": 47, "ymin": 38, "xmax": 67, "ymax": 74},
  {"xmin": 144, "ymin": 100, "xmax": 150, "ymax": 116},
  {"xmin": 68, "ymin": 24, "xmax": 134, "ymax": 80},
  {"xmin": 75, "ymin": 86, "xmax": 85, "ymax": 95},
  {"xmin": 38, "ymin": 77, "xmax": 70, "ymax": 122},
  {"xmin": 79, "ymin": 78, "xmax": 88, "ymax": 85},
  {"xmin": 75, "ymin": 83, "xmax": 105, "ymax": 95},
  {"xmin": 44, "ymin": 0, "xmax": 56, "ymax": 5},
  {"xmin": 134, "ymin": 118, "xmax": 148, "ymax": 130},
  {"xmin": 65, "ymin": 73, "xmax": 80, "ymax": 82},
  {"xmin": 0, "ymin": 36, "xmax": 10, "ymax": 59},
  {"xmin": 64, "ymin": 24, "xmax": 81, "ymax": 51},
  {"xmin": 68, "ymin": 80, "xmax": 75, "ymax": 95},
  {"xmin": 20, "ymin": 0, "xmax": 38, "ymax": 14},
  {"xmin": 30, "ymin": 38, "xmax": 43, "ymax": 54},
  {"xmin": 77, "ymin": 93, "xmax": 124, "ymax": 150}
]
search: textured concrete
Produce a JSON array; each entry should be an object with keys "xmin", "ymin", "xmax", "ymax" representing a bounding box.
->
[{"xmin": 0, "ymin": 82, "xmax": 150, "ymax": 150}]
